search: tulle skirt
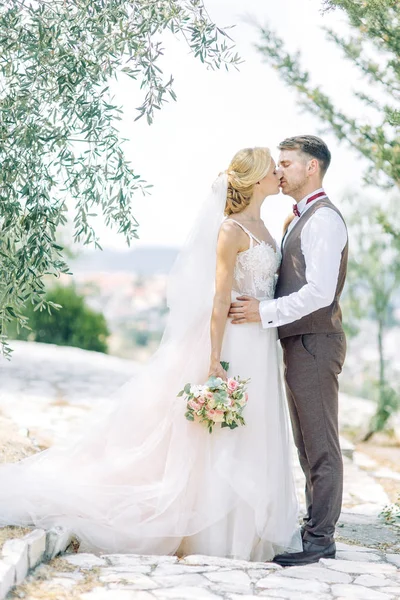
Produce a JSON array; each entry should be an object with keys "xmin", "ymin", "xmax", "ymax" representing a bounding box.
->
[{"xmin": 0, "ymin": 293, "xmax": 301, "ymax": 561}]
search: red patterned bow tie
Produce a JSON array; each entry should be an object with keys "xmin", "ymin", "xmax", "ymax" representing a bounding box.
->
[
  {"xmin": 292, "ymin": 190, "xmax": 327, "ymax": 218},
  {"xmin": 293, "ymin": 204, "xmax": 300, "ymax": 217}
]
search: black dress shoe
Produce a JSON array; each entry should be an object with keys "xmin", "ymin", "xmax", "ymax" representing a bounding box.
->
[{"xmin": 273, "ymin": 540, "xmax": 336, "ymax": 567}]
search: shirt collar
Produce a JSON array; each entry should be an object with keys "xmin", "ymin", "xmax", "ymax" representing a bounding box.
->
[{"xmin": 296, "ymin": 188, "xmax": 326, "ymax": 216}]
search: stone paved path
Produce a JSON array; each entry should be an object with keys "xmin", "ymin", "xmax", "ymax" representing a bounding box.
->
[
  {"xmin": 9, "ymin": 546, "xmax": 400, "ymax": 599},
  {"xmin": 1, "ymin": 342, "xmax": 399, "ymax": 599}
]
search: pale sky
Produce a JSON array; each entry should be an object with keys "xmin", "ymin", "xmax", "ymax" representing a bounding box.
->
[{"xmin": 88, "ymin": 0, "xmax": 370, "ymax": 250}]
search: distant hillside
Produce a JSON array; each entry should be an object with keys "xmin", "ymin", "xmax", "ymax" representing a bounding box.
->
[{"xmin": 71, "ymin": 246, "xmax": 180, "ymax": 275}]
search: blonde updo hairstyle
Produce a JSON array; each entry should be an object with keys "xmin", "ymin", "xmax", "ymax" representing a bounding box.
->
[{"xmin": 225, "ymin": 147, "xmax": 272, "ymax": 216}]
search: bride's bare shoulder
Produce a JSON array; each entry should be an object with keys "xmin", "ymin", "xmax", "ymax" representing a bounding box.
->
[
  {"xmin": 218, "ymin": 219, "xmax": 247, "ymax": 253},
  {"xmin": 219, "ymin": 218, "xmax": 245, "ymax": 238}
]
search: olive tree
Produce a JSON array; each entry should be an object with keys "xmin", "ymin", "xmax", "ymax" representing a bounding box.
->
[{"xmin": 0, "ymin": 0, "xmax": 240, "ymax": 356}]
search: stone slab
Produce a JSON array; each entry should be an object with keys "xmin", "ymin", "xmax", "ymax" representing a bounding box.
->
[
  {"xmin": 331, "ymin": 583, "xmax": 395, "ymax": 599},
  {"xmin": 280, "ymin": 564, "xmax": 353, "ymax": 584},
  {"xmin": 181, "ymin": 554, "xmax": 264, "ymax": 570},
  {"xmin": 204, "ymin": 569, "xmax": 251, "ymax": 593},
  {"xmin": 256, "ymin": 574, "xmax": 330, "ymax": 594},
  {"xmin": 354, "ymin": 575, "xmax": 397, "ymax": 587},
  {"xmin": 25, "ymin": 529, "xmax": 46, "ymax": 569},
  {"xmin": 99, "ymin": 572, "xmax": 158, "ymax": 589},
  {"xmin": 259, "ymin": 590, "xmax": 331, "ymax": 600},
  {"xmin": 321, "ymin": 558, "xmax": 398, "ymax": 575},
  {"xmin": 336, "ymin": 542, "xmax": 376, "ymax": 552},
  {"xmin": 103, "ymin": 554, "xmax": 178, "ymax": 567},
  {"xmin": 151, "ymin": 574, "xmax": 208, "ymax": 589},
  {"xmin": 386, "ymin": 554, "xmax": 400, "ymax": 568},
  {"xmin": 64, "ymin": 553, "xmax": 107, "ymax": 568},
  {"xmin": 80, "ymin": 589, "xmax": 154, "ymax": 600},
  {"xmin": 153, "ymin": 586, "xmax": 222, "ymax": 599},
  {"xmin": 2, "ymin": 538, "xmax": 29, "ymax": 585},
  {"xmin": 45, "ymin": 525, "xmax": 73, "ymax": 559},
  {"xmin": 0, "ymin": 560, "xmax": 15, "ymax": 600},
  {"xmin": 337, "ymin": 551, "xmax": 382, "ymax": 562}
]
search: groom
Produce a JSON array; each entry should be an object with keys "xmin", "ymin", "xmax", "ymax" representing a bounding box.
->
[{"xmin": 228, "ymin": 135, "xmax": 348, "ymax": 567}]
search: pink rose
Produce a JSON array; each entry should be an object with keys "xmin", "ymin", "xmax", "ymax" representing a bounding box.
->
[
  {"xmin": 207, "ymin": 408, "xmax": 225, "ymax": 423},
  {"xmin": 227, "ymin": 378, "xmax": 239, "ymax": 392},
  {"xmin": 188, "ymin": 399, "xmax": 201, "ymax": 411},
  {"xmin": 197, "ymin": 395, "xmax": 206, "ymax": 405}
]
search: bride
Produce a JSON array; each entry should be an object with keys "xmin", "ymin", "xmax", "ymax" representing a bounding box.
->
[{"xmin": 0, "ymin": 147, "xmax": 301, "ymax": 562}]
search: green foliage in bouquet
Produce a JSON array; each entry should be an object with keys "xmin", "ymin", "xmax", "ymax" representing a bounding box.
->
[
  {"xmin": 178, "ymin": 362, "xmax": 250, "ymax": 434},
  {"xmin": 11, "ymin": 284, "xmax": 109, "ymax": 354}
]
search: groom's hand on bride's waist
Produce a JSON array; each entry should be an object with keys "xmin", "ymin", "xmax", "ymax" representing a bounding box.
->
[{"xmin": 228, "ymin": 296, "xmax": 261, "ymax": 324}]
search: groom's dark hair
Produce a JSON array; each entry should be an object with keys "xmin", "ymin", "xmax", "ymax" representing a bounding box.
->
[{"xmin": 278, "ymin": 135, "xmax": 331, "ymax": 176}]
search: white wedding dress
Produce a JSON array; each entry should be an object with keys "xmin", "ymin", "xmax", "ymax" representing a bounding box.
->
[{"xmin": 0, "ymin": 182, "xmax": 301, "ymax": 561}]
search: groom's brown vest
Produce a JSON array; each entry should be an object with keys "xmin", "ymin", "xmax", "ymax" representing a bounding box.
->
[{"xmin": 275, "ymin": 199, "xmax": 348, "ymax": 340}]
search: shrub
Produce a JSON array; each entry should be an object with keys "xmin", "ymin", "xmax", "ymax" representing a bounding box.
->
[{"xmin": 14, "ymin": 284, "xmax": 109, "ymax": 353}]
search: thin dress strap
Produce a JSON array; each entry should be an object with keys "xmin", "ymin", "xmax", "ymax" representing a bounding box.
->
[{"xmin": 227, "ymin": 219, "xmax": 262, "ymax": 247}]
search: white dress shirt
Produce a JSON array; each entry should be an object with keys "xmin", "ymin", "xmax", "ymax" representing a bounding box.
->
[{"xmin": 259, "ymin": 188, "xmax": 348, "ymax": 329}]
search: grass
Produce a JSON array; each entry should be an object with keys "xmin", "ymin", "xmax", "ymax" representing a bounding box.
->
[
  {"xmin": 10, "ymin": 559, "xmax": 103, "ymax": 599},
  {"xmin": 0, "ymin": 526, "xmax": 32, "ymax": 552}
]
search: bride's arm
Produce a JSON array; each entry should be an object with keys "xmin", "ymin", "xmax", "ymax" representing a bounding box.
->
[{"xmin": 209, "ymin": 221, "xmax": 242, "ymax": 379}]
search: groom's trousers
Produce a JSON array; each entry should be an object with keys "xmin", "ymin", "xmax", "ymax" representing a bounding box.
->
[{"xmin": 281, "ymin": 332, "xmax": 347, "ymax": 547}]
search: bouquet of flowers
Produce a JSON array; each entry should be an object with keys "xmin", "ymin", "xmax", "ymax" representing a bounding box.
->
[{"xmin": 178, "ymin": 362, "xmax": 250, "ymax": 434}]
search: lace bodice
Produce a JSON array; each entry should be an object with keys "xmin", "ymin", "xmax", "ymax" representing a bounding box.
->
[{"xmin": 229, "ymin": 220, "xmax": 282, "ymax": 300}]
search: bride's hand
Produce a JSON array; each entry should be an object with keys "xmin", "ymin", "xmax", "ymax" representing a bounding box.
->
[{"xmin": 208, "ymin": 363, "xmax": 228, "ymax": 381}]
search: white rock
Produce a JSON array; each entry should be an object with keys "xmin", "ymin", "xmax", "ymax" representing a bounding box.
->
[
  {"xmin": 204, "ymin": 570, "xmax": 251, "ymax": 593},
  {"xmin": 2, "ymin": 538, "xmax": 29, "ymax": 585},
  {"xmin": 372, "ymin": 468, "xmax": 400, "ymax": 481},
  {"xmin": 101, "ymin": 565, "xmax": 152, "ymax": 575},
  {"xmin": 103, "ymin": 554, "xmax": 178, "ymax": 567},
  {"xmin": 386, "ymin": 554, "xmax": 400, "ymax": 568},
  {"xmin": 353, "ymin": 451, "xmax": 378, "ymax": 469},
  {"xmin": 45, "ymin": 526, "xmax": 72, "ymax": 559},
  {"xmin": 256, "ymin": 574, "xmax": 329, "ymax": 594},
  {"xmin": 337, "ymin": 551, "xmax": 382, "ymax": 562},
  {"xmin": 151, "ymin": 574, "xmax": 208, "ymax": 588},
  {"xmin": 354, "ymin": 575, "xmax": 394, "ymax": 587},
  {"xmin": 80, "ymin": 589, "xmax": 153, "ymax": 600},
  {"xmin": 248, "ymin": 568, "xmax": 283, "ymax": 581},
  {"xmin": 25, "ymin": 529, "xmax": 46, "ymax": 569},
  {"xmin": 249, "ymin": 561, "xmax": 281, "ymax": 570},
  {"xmin": 152, "ymin": 564, "xmax": 219, "ymax": 576},
  {"xmin": 64, "ymin": 553, "xmax": 106, "ymax": 568},
  {"xmin": 99, "ymin": 572, "xmax": 157, "ymax": 589},
  {"xmin": 229, "ymin": 596, "xmax": 267, "ymax": 600},
  {"xmin": 0, "ymin": 560, "xmax": 15, "ymax": 600},
  {"xmin": 331, "ymin": 583, "xmax": 394, "ymax": 599},
  {"xmin": 321, "ymin": 558, "xmax": 398, "ymax": 575},
  {"xmin": 49, "ymin": 576, "xmax": 78, "ymax": 589},
  {"xmin": 384, "ymin": 588, "xmax": 400, "ymax": 595},
  {"xmin": 153, "ymin": 586, "xmax": 222, "ymax": 599},
  {"xmin": 258, "ymin": 590, "xmax": 331, "ymax": 600},
  {"xmin": 336, "ymin": 542, "xmax": 375, "ymax": 552},
  {"xmin": 181, "ymin": 554, "xmax": 252, "ymax": 569},
  {"xmin": 280, "ymin": 564, "xmax": 352, "ymax": 584}
]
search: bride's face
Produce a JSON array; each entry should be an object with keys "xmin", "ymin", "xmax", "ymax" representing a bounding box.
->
[{"xmin": 258, "ymin": 159, "xmax": 281, "ymax": 198}]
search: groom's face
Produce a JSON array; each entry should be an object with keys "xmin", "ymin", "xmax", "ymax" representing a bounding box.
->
[{"xmin": 278, "ymin": 149, "xmax": 308, "ymax": 197}]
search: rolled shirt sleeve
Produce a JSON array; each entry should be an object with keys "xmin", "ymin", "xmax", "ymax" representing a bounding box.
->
[{"xmin": 259, "ymin": 208, "xmax": 348, "ymax": 329}]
